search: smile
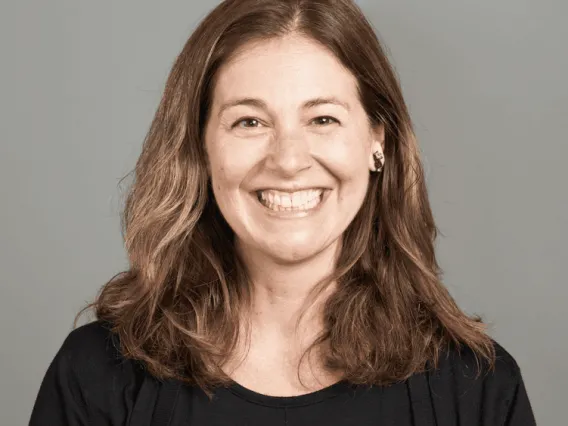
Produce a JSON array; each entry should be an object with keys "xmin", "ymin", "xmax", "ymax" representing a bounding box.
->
[{"xmin": 254, "ymin": 188, "xmax": 329, "ymax": 216}]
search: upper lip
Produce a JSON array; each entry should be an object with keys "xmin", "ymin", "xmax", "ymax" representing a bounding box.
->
[{"xmin": 254, "ymin": 187, "xmax": 328, "ymax": 193}]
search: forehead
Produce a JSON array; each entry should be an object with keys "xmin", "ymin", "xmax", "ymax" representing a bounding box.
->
[{"xmin": 212, "ymin": 35, "xmax": 360, "ymax": 106}]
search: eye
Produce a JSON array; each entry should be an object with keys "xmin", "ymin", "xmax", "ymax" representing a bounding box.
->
[
  {"xmin": 312, "ymin": 116, "xmax": 339, "ymax": 126},
  {"xmin": 232, "ymin": 117, "xmax": 262, "ymax": 129}
]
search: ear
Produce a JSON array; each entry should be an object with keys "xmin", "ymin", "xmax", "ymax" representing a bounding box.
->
[{"xmin": 368, "ymin": 123, "xmax": 385, "ymax": 172}]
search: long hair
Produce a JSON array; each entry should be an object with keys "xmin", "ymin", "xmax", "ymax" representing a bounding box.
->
[{"xmin": 76, "ymin": 0, "xmax": 496, "ymax": 399}]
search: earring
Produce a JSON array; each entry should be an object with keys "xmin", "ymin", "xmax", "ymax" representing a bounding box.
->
[{"xmin": 372, "ymin": 150, "xmax": 384, "ymax": 173}]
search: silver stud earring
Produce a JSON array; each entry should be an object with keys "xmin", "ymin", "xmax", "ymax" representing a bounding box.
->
[{"xmin": 372, "ymin": 150, "xmax": 384, "ymax": 173}]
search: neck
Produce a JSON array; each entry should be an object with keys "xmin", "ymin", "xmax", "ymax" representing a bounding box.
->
[{"xmin": 235, "ymin": 239, "xmax": 340, "ymax": 340}]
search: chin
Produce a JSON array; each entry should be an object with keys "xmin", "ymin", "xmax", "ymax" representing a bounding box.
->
[
  {"xmin": 268, "ymin": 247, "xmax": 318, "ymax": 264},
  {"xmin": 256, "ymin": 235, "xmax": 333, "ymax": 265}
]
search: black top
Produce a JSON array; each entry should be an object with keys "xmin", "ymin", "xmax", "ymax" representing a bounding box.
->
[{"xmin": 29, "ymin": 321, "xmax": 537, "ymax": 426}]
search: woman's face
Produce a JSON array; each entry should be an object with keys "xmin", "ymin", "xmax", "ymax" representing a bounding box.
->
[{"xmin": 204, "ymin": 34, "xmax": 384, "ymax": 264}]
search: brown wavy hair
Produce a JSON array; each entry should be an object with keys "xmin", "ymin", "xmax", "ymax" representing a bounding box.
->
[{"xmin": 76, "ymin": 0, "xmax": 496, "ymax": 399}]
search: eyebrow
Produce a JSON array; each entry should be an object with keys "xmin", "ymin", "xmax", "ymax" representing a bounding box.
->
[{"xmin": 217, "ymin": 96, "xmax": 351, "ymax": 118}]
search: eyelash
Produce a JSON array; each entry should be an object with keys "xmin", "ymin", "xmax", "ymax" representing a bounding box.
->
[{"xmin": 232, "ymin": 116, "xmax": 340, "ymax": 129}]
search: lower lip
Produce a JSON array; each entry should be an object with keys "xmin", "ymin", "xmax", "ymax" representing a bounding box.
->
[{"xmin": 252, "ymin": 190, "xmax": 330, "ymax": 219}]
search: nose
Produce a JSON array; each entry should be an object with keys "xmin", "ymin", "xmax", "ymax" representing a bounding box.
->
[{"xmin": 265, "ymin": 131, "xmax": 313, "ymax": 177}]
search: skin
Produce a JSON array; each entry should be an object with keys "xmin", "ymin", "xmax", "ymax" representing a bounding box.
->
[{"xmin": 204, "ymin": 34, "xmax": 385, "ymax": 394}]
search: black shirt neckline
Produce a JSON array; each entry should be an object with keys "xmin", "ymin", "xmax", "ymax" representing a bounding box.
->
[{"xmin": 227, "ymin": 378, "xmax": 351, "ymax": 407}]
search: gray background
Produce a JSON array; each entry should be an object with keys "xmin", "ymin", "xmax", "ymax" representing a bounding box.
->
[{"xmin": 1, "ymin": 0, "xmax": 565, "ymax": 424}]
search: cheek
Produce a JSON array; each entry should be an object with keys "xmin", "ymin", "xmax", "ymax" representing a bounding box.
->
[
  {"xmin": 318, "ymin": 134, "xmax": 369, "ymax": 180},
  {"xmin": 209, "ymin": 142, "xmax": 258, "ymax": 192}
]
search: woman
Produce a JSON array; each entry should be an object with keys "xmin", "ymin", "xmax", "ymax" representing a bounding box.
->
[{"xmin": 30, "ymin": 0, "xmax": 536, "ymax": 425}]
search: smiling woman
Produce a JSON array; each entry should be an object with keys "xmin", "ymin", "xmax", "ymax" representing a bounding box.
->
[
  {"xmin": 206, "ymin": 35, "xmax": 381, "ymax": 264},
  {"xmin": 30, "ymin": 1, "xmax": 536, "ymax": 425}
]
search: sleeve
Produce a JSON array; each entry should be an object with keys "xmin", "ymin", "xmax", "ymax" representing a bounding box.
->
[
  {"xmin": 29, "ymin": 332, "xmax": 90, "ymax": 426},
  {"xmin": 503, "ymin": 370, "xmax": 537, "ymax": 426}
]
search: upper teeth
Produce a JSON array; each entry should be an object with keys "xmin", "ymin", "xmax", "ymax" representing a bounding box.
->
[{"xmin": 259, "ymin": 189, "xmax": 323, "ymax": 207}]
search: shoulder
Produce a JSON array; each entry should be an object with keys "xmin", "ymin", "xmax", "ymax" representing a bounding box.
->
[
  {"xmin": 428, "ymin": 338, "xmax": 529, "ymax": 424},
  {"xmin": 57, "ymin": 320, "xmax": 125, "ymax": 371},
  {"xmin": 54, "ymin": 320, "xmax": 146, "ymax": 398},
  {"xmin": 60, "ymin": 320, "xmax": 117, "ymax": 353},
  {"xmin": 31, "ymin": 321, "xmax": 152, "ymax": 424},
  {"xmin": 444, "ymin": 338, "xmax": 522, "ymax": 385}
]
